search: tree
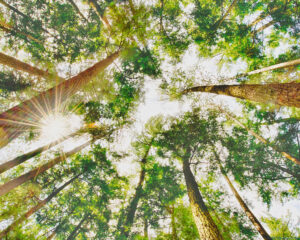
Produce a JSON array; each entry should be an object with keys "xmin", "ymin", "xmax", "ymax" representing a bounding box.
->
[{"xmin": 155, "ymin": 109, "xmax": 224, "ymax": 239}]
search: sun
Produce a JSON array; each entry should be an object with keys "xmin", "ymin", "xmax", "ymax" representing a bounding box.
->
[{"xmin": 39, "ymin": 113, "xmax": 81, "ymax": 142}]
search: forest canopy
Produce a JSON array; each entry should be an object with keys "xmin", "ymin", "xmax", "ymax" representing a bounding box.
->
[{"xmin": 0, "ymin": 0, "xmax": 299, "ymax": 239}]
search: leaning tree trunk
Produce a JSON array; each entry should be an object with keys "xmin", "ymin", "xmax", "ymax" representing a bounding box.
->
[
  {"xmin": 213, "ymin": 0, "xmax": 238, "ymax": 29},
  {"xmin": 118, "ymin": 143, "xmax": 152, "ymax": 239},
  {"xmin": 219, "ymin": 165, "xmax": 272, "ymax": 240},
  {"xmin": 182, "ymin": 160, "xmax": 223, "ymax": 240},
  {"xmin": 0, "ymin": 173, "xmax": 81, "ymax": 238},
  {"xmin": 220, "ymin": 108, "xmax": 300, "ymax": 166},
  {"xmin": 0, "ymin": 50, "xmax": 120, "ymax": 148},
  {"xmin": 0, "ymin": 140, "xmax": 91, "ymax": 197},
  {"xmin": 67, "ymin": 214, "xmax": 89, "ymax": 240},
  {"xmin": 0, "ymin": 52, "xmax": 62, "ymax": 80},
  {"xmin": 183, "ymin": 82, "xmax": 300, "ymax": 108},
  {"xmin": 66, "ymin": 0, "xmax": 88, "ymax": 21},
  {"xmin": 0, "ymin": 130, "xmax": 80, "ymax": 174}
]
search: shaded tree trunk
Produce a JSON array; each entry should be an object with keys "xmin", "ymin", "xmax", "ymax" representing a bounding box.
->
[
  {"xmin": 0, "ymin": 173, "xmax": 81, "ymax": 238},
  {"xmin": 0, "ymin": 52, "xmax": 59, "ymax": 79},
  {"xmin": 0, "ymin": 50, "xmax": 120, "ymax": 148},
  {"xmin": 67, "ymin": 214, "xmax": 89, "ymax": 240},
  {"xmin": 118, "ymin": 142, "xmax": 152, "ymax": 238},
  {"xmin": 166, "ymin": 204, "xmax": 178, "ymax": 240},
  {"xmin": 144, "ymin": 218, "xmax": 148, "ymax": 239},
  {"xmin": 220, "ymin": 108, "xmax": 300, "ymax": 166},
  {"xmin": 67, "ymin": 0, "xmax": 88, "ymax": 21},
  {"xmin": 218, "ymin": 164, "xmax": 272, "ymax": 240},
  {"xmin": 182, "ymin": 160, "xmax": 223, "ymax": 240},
  {"xmin": 0, "ymin": 140, "xmax": 91, "ymax": 197},
  {"xmin": 88, "ymin": 0, "xmax": 112, "ymax": 30},
  {"xmin": 183, "ymin": 82, "xmax": 300, "ymax": 108}
]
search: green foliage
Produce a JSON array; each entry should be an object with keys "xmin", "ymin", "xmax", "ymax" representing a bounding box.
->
[{"xmin": 0, "ymin": 72, "xmax": 31, "ymax": 97}]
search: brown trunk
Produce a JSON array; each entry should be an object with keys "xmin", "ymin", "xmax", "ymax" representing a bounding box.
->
[
  {"xmin": 0, "ymin": 173, "xmax": 81, "ymax": 238},
  {"xmin": 67, "ymin": 214, "xmax": 89, "ymax": 240},
  {"xmin": 219, "ymin": 165, "xmax": 272, "ymax": 240},
  {"xmin": 0, "ymin": 20, "xmax": 43, "ymax": 44},
  {"xmin": 118, "ymin": 142, "xmax": 152, "ymax": 238},
  {"xmin": 220, "ymin": 108, "xmax": 300, "ymax": 166},
  {"xmin": 0, "ymin": 140, "xmax": 91, "ymax": 197},
  {"xmin": 0, "ymin": 52, "xmax": 59, "ymax": 79},
  {"xmin": 0, "ymin": 50, "xmax": 120, "ymax": 148},
  {"xmin": 182, "ymin": 160, "xmax": 223, "ymax": 240},
  {"xmin": 66, "ymin": 0, "xmax": 88, "ymax": 21},
  {"xmin": 183, "ymin": 82, "xmax": 300, "ymax": 108},
  {"xmin": 0, "ymin": 130, "xmax": 79, "ymax": 174},
  {"xmin": 88, "ymin": 0, "xmax": 112, "ymax": 30},
  {"xmin": 249, "ymin": 6, "xmax": 279, "ymax": 27},
  {"xmin": 214, "ymin": 0, "xmax": 239, "ymax": 29},
  {"xmin": 254, "ymin": 20, "xmax": 276, "ymax": 33}
]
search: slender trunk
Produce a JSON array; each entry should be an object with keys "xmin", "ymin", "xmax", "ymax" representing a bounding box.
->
[
  {"xmin": 67, "ymin": 214, "xmax": 89, "ymax": 240},
  {"xmin": 0, "ymin": 140, "xmax": 91, "ymax": 197},
  {"xmin": 0, "ymin": 50, "xmax": 120, "ymax": 148},
  {"xmin": 0, "ymin": 173, "xmax": 81, "ymax": 238},
  {"xmin": 66, "ymin": 0, "xmax": 88, "ymax": 21},
  {"xmin": 220, "ymin": 109, "xmax": 300, "ymax": 166},
  {"xmin": 118, "ymin": 142, "xmax": 152, "ymax": 238},
  {"xmin": 88, "ymin": 0, "xmax": 112, "ymax": 30},
  {"xmin": 0, "ymin": 130, "xmax": 79, "ymax": 174},
  {"xmin": 249, "ymin": 6, "xmax": 279, "ymax": 27},
  {"xmin": 183, "ymin": 82, "xmax": 300, "ymax": 108},
  {"xmin": 254, "ymin": 20, "xmax": 276, "ymax": 33},
  {"xmin": 168, "ymin": 205, "xmax": 178, "ymax": 240},
  {"xmin": 214, "ymin": 0, "xmax": 239, "ymax": 29},
  {"xmin": 259, "ymin": 117, "xmax": 299, "ymax": 125},
  {"xmin": 218, "ymin": 164, "xmax": 271, "ymax": 240},
  {"xmin": 0, "ymin": 20, "xmax": 43, "ymax": 44},
  {"xmin": 0, "ymin": 52, "xmax": 60, "ymax": 79},
  {"xmin": 144, "ymin": 218, "xmax": 148, "ymax": 239},
  {"xmin": 0, "ymin": 0, "xmax": 51, "ymax": 36},
  {"xmin": 245, "ymin": 58, "xmax": 300, "ymax": 76},
  {"xmin": 182, "ymin": 160, "xmax": 223, "ymax": 240}
]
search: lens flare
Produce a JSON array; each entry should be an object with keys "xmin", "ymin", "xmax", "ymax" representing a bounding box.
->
[{"xmin": 39, "ymin": 114, "xmax": 69, "ymax": 141}]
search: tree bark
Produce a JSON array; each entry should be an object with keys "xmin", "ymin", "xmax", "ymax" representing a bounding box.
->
[
  {"xmin": 66, "ymin": 0, "xmax": 88, "ymax": 21},
  {"xmin": 118, "ymin": 142, "xmax": 152, "ymax": 238},
  {"xmin": 0, "ymin": 130, "xmax": 79, "ymax": 174},
  {"xmin": 218, "ymin": 164, "xmax": 272, "ymax": 240},
  {"xmin": 254, "ymin": 20, "xmax": 276, "ymax": 33},
  {"xmin": 220, "ymin": 108, "xmax": 300, "ymax": 166},
  {"xmin": 0, "ymin": 52, "xmax": 59, "ymax": 79},
  {"xmin": 67, "ymin": 214, "xmax": 89, "ymax": 240},
  {"xmin": 182, "ymin": 160, "xmax": 223, "ymax": 240},
  {"xmin": 144, "ymin": 218, "xmax": 148, "ymax": 239},
  {"xmin": 0, "ymin": 50, "xmax": 120, "ymax": 148},
  {"xmin": 183, "ymin": 82, "xmax": 300, "ymax": 108},
  {"xmin": 0, "ymin": 140, "xmax": 91, "ymax": 197},
  {"xmin": 0, "ymin": 173, "xmax": 81, "ymax": 238}
]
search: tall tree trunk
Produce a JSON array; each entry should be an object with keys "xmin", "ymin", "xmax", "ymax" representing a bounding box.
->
[
  {"xmin": 183, "ymin": 82, "xmax": 300, "ymax": 108},
  {"xmin": 0, "ymin": 19, "xmax": 43, "ymax": 44},
  {"xmin": 0, "ymin": 50, "xmax": 120, "ymax": 148},
  {"xmin": 67, "ymin": 214, "xmax": 89, "ymax": 240},
  {"xmin": 0, "ymin": 52, "xmax": 60, "ymax": 79},
  {"xmin": 118, "ymin": 142, "xmax": 152, "ymax": 238},
  {"xmin": 166, "ymin": 204, "xmax": 178, "ymax": 240},
  {"xmin": 220, "ymin": 108, "xmax": 300, "ymax": 166},
  {"xmin": 0, "ymin": 130, "xmax": 79, "ymax": 174},
  {"xmin": 66, "ymin": 0, "xmax": 88, "ymax": 21},
  {"xmin": 0, "ymin": 173, "xmax": 81, "ymax": 238},
  {"xmin": 0, "ymin": 140, "xmax": 91, "ymax": 197},
  {"xmin": 218, "ymin": 164, "xmax": 272, "ymax": 240},
  {"xmin": 214, "ymin": 0, "xmax": 239, "ymax": 29},
  {"xmin": 88, "ymin": 0, "xmax": 112, "ymax": 30},
  {"xmin": 182, "ymin": 160, "xmax": 223, "ymax": 240}
]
